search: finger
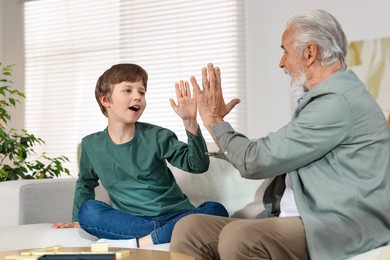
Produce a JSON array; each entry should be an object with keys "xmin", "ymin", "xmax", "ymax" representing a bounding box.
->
[
  {"xmin": 169, "ymin": 98, "xmax": 178, "ymax": 109},
  {"xmin": 191, "ymin": 76, "xmax": 202, "ymax": 95},
  {"xmin": 179, "ymin": 80, "xmax": 186, "ymax": 97},
  {"xmin": 224, "ymin": 98, "xmax": 241, "ymax": 116},
  {"xmin": 185, "ymin": 81, "xmax": 191, "ymax": 97},
  {"xmin": 60, "ymin": 223, "xmax": 79, "ymax": 229},
  {"xmin": 215, "ymin": 66, "xmax": 222, "ymax": 92},
  {"xmin": 174, "ymin": 82, "xmax": 181, "ymax": 99},
  {"xmin": 54, "ymin": 223, "xmax": 68, "ymax": 229},
  {"xmin": 201, "ymin": 67, "xmax": 209, "ymax": 91},
  {"xmin": 51, "ymin": 223, "xmax": 63, "ymax": 228},
  {"xmin": 208, "ymin": 63, "xmax": 216, "ymax": 94}
]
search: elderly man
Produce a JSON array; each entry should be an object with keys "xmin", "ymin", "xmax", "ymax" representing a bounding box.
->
[{"xmin": 170, "ymin": 9, "xmax": 390, "ymax": 260}]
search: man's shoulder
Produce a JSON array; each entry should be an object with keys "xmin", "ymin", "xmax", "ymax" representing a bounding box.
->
[
  {"xmin": 304, "ymin": 70, "xmax": 367, "ymax": 108},
  {"xmin": 317, "ymin": 69, "xmax": 364, "ymax": 94}
]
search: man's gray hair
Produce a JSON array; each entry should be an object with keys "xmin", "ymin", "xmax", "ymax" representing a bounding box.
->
[{"xmin": 286, "ymin": 9, "xmax": 348, "ymax": 70}]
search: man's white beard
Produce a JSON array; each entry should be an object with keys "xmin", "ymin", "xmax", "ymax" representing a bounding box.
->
[{"xmin": 290, "ymin": 70, "xmax": 308, "ymax": 101}]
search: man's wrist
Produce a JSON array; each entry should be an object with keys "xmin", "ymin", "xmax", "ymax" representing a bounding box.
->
[{"xmin": 203, "ymin": 116, "xmax": 224, "ymax": 131}]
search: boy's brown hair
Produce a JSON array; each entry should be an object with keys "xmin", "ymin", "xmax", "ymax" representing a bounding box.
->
[{"xmin": 95, "ymin": 63, "xmax": 148, "ymax": 116}]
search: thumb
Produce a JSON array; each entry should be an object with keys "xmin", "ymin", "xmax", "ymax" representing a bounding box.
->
[
  {"xmin": 224, "ymin": 98, "xmax": 241, "ymax": 117},
  {"xmin": 169, "ymin": 98, "xmax": 178, "ymax": 111}
]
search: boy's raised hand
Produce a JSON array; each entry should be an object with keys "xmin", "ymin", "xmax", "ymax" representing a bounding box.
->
[{"xmin": 170, "ymin": 80, "xmax": 199, "ymax": 135}]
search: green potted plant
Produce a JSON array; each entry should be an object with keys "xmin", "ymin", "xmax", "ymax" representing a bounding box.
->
[{"xmin": 0, "ymin": 63, "xmax": 70, "ymax": 181}]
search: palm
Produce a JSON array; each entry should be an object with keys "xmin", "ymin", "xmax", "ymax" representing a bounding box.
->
[
  {"xmin": 170, "ymin": 81, "xmax": 197, "ymax": 121},
  {"xmin": 191, "ymin": 64, "xmax": 240, "ymax": 125}
]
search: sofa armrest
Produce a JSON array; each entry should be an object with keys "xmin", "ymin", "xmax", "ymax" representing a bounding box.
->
[{"xmin": 0, "ymin": 178, "xmax": 110, "ymax": 227}]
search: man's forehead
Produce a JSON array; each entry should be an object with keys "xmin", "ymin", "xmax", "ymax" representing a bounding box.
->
[{"xmin": 281, "ymin": 28, "xmax": 293, "ymax": 49}]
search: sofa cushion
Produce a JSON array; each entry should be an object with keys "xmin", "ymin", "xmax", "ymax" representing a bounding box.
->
[{"xmin": 0, "ymin": 223, "xmax": 98, "ymax": 250}]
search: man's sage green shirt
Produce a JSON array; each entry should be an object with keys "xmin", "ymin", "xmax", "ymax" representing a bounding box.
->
[
  {"xmin": 72, "ymin": 122, "xmax": 209, "ymax": 222},
  {"xmin": 212, "ymin": 70, "xmax": 390, "ymax": 260}
]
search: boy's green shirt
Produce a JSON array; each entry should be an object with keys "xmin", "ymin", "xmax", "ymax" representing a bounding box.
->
[{"xmin": 72, "ymin": 122, "xmax": 209, "ymax": 222}]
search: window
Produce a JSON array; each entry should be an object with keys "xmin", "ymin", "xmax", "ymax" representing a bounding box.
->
[{"xmin": 24, "ymin": 0, "xmax": 246, "ymax": 176}]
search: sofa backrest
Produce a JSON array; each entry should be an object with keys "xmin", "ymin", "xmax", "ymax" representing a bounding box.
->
[{"xmin": 0, "ymin": 178, "xmax": 110, "ymax": 227}]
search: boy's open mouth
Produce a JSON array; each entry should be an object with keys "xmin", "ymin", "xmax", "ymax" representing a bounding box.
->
[{"xmin": 129, "ymin": 105, "xmax": 140, "ymax": 112}]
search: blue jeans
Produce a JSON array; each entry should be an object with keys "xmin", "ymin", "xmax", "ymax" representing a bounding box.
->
[{"xmin": 78, "ymin": 199, "xmax": 229, "ymax": 244}]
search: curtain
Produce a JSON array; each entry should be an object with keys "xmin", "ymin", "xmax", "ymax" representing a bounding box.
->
[{"xmin": 24, "ymin": 0, "xmax": 246, "ymax": 176}]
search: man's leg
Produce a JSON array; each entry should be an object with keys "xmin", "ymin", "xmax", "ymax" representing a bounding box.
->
[
  {"xmin": 218, "ymin": 217, "xmax": 309, "ymax": 260},
  {"xmin": 170, "ymin": 215, "xmax": 308, "ymax": 260},
  {"xmin": 170, "ymin": 214, "xmax": 237, "ymax": 260}
]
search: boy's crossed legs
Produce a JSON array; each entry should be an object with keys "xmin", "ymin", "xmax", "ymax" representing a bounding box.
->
[{"xmin": 78, "ymin": 199, "xmax": 228, "ymax": 247}]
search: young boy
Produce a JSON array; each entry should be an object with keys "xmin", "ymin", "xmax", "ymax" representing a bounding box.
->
[{"xmin": 52, "ymin": 63, "xmax": 228, "ymax": 248}]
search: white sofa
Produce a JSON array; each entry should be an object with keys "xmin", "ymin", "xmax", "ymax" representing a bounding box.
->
[{"xmin": 0, "ymin": 142, "xmax": 388, "ymax": 259}]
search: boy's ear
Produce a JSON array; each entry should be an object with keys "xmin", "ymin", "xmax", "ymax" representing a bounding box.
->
[{"xmin": 100, "ymin": 95, "xmax": 110, "ymax": 108}]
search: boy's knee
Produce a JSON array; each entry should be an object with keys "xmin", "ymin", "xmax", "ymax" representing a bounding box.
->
[
  {"xmin": 79, "ymin": 199, "xmax": 96, "ymax": 213},
  {"xmin": 78, "ymin": 199, "xmax": 102, "ymax": 225},
  {"xmin": 201, "ymin": 201, "xmax": 229, "ymax": 217}
]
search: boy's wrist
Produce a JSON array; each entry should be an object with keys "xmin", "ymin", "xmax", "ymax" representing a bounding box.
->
[{"xmin": 183, "ymin": 119, "xmax": 199, "ymax": 136}]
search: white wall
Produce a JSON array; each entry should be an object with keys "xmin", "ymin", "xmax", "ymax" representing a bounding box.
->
[
  {"xmin": 245, "ymin": 0, "xmax": 390, "ymax": 138},
  {"xmin": 0, "ymin": 0, "xmax": 25, "ymax": 130},
  {"xmin": 0, "ymin": 0, "xmax": 3, "ymax": 62},
  {"xmin": 1, "ymin": 0, "xmax": 390, "ymax": 138}
]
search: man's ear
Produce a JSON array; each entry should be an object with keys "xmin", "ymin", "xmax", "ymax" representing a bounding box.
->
[{"xmin": 304, "ymin": 43, "xmax": 317, "ymax": 66}]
